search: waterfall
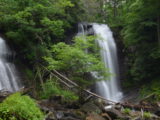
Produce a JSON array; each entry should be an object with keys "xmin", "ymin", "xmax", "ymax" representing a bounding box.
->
[
  {"xmin": 78, "ymin": 23, "xmax": 123, "ymax": 102},
  {"xmin": 0, "ymin": 37, "xmax": 21, "ymax": 92},
  {"xmin": 93, "ymin": 23, "xmax": 123, "ymax": 102}
]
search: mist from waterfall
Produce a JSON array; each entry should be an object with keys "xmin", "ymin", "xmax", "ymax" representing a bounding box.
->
[{"xmin": 0, "ymin": 37, "xmax": 21, "ymax": 92}]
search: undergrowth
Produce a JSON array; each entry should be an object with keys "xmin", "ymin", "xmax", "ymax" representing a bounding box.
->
[
  {"xmin": 0, "ymin": 93, "xmax": 44, "ymax": 120},
  {"xmin": 40, "ymin": 80, "xmax": 79, "ymax": 102},
  {"xmin": 140, "ymin": 79, "xmax": 160, "ymax": 102}
]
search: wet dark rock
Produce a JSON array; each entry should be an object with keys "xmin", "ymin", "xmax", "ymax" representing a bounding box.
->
[
  {"xmin": 114, "ymin": 103, "xmax": 123, "ymax": 110},
  {"xmin": 56, "ymin": 111, "xmax": 64, "ymax": 119},
  {"xmin": 80, "ymin": 101, "xmax": 102, "ymax": 114},
  {"xmin": 0, "ymin": 90, "xmax": 12, "ymax": 102},
  {"xmin": 39, "ymin": 105, "xmax": 51, "ymax": 113},
  {"xmin": 49, "ymin": 95, "xmax": 63, "ymax": 103},
  {"xmin": 56, "ymin": 110, "xmax": 82, "ymax": 120},
  {"xmin": 45, "ymin": 112, "xmax": 56, "ymax": 120},
  {"xmin": 38, "ymin": 99, "xmax": 61, "ymax": 112},
  {"xmin": 101, "ymin": 113, "xmax": 112, "ymax": 120},
  {"xmin": 45, "ymin": 110, "xmax": 83, "ymax": 120},
  {"xmin": 154, "ymin": 102, "xmax": 160, "ymax": 116},
  {"xmin": 86, "ymin": 113, "xmax": 105, "ymax": 120},
  {"xmin": 87, "ymin": 27, "xmax": 94, "ymax": 35},
  {"xmin": 93, "ymin": 99, "xmax": 107, "ymax": 110},
  {"xmin": 155, "ymin": 110, "xmax": 160, "ymax": 116},
  {"xmin": 104, "ymin": 107, "xmax": 124, "ymax": 119}
]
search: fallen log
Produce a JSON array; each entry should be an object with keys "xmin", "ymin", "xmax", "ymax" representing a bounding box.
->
[
  {"xmin": 53, "ymin": 69, "xmax": 117, "ymax": 104},
  {"xmin": 122, "ymin": 102, "xmax": 155, "ymax": 111}
]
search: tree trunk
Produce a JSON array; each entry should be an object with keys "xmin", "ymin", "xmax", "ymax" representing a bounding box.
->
[
  {"xmin": 113, "ymin": 1, "xmax": 117, "ymax": 17},
  {"xmin": 157, "ymin": 15, "xmax": 160, "ymax": 46}
]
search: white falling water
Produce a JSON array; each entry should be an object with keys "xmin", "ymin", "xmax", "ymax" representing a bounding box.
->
[
  {"xmin": 93, "ymin": 23, "xmax": 123, "ymax": 102},
  {"xmin": 0, "ymin": 37, "xmax": 21, "ymax": 92}
]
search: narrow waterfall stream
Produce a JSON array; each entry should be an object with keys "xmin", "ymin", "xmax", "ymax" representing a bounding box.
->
[
  {"xmin": 78, "ymin": 23, "xmax": 123, "ymax": 102},
  {"xmin": 0, "ymin": 37, "xmax": 21, "ymax": 92}
]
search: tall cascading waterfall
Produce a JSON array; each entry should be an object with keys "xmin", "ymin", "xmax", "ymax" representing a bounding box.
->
[
  {"xmin": 93, "ymin": 23, "xmax": 123, "ymax": 102},
  {"xmin": 0, "ymin": 37, "xmax": 21, "ymax": 92},
  {"xmin": 78, "ymin": 23, "xmax": 123, "ymax": 102}
]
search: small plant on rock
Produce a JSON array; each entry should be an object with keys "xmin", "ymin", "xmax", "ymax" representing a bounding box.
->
[
  {"xmin": 143, "ymin": 112, "xmax": 152, "ymax": 119},
  {"xmin": 123, "ymin": 108, "xmax": 131, "ymax": 115}
]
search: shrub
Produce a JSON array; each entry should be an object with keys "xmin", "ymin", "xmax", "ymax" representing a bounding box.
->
[
  {"xmin": 44, "ymin": 36, "xmax": 108, "ymax": 88},
  {"xmin": 0, "ymin": 93, "xmax": 44, "ymax": 120},
  {"xmin": 40, "ymin": 80, "xmax": 78, "ymax": 102}
]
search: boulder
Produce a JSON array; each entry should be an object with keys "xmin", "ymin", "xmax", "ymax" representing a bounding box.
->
[
  {"xmin": 101, "ymin": 113, "xmax": 112, "ymax": 120},
  {"xmin": 86, "ymin": 113, "xmax": 105, "ymax": 120},
  {"xmin": 45, "ymin": 112, "xmax": 56, "ymax": 120},
  {"xmin": 0, "ymin": 90, "xmax": 11, "ymax": 102},
  {"xmin": 104, "ymin": 107, "xmax": 124, "ymax": 119},
  {"xmin": 56, "ymin": 111, "xmax": 64, "ymax": 119},
  {"xmin": 80, "ymin": 102, "xmax": 102, "ymax": 114}
]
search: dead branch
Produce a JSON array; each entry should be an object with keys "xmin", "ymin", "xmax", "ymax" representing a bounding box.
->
[{"xmin": 40, "ymin": 65, "xmax": 117, "ymax": 104}]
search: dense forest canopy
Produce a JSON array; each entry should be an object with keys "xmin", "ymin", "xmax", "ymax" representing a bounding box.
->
[{"xmin": 0, "ymin": 0, "xmax": 82, "ymax": 65}]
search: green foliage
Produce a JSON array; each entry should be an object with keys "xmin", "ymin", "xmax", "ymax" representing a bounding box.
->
[
  {"xmin": 0, "ymin": 93, "xmax": 44, "ymax": 120},
  {"xmin": 143, "ymin": 112, "xmax": 152, "ymax": 119},
  {"xmin": 122, "ymin": 108, "xmax": 131, "ymax": 115},
  {"xmin": 79, "ymin": 0, "xmax": 104, "ymax": 22},
  {"xmin": 122, "ymin": 0, "xmax": 159, "ymax": 46},
  {"xmin": 44, "ymin": 36, "xmax": 108, "ymax": 88},
  {"xmin": 40, "ymin": 80, "xmax": 78, "ymax": 101},
  {"xmin": 118, "ymin": 0, "xmax": 160, "ymax": 87},
  {"xmin": 0, "ymin": 0, "xmax": 82, "ymax": 66},
  {"xmin": 104, "ymin": 0, "xmax": 126, "ymax": 26},
  {"xmin": 140, "ymin": 80, "xmax": 160, "ymax": 101}
]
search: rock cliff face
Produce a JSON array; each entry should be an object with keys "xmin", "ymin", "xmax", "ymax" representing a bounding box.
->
[{"xmin": 111, "ymin": 27, "xmax": 127, "ymax": 87}]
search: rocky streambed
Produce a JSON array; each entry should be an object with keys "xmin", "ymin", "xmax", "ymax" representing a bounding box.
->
[
  {"xmin": 0, "ymin": 90, "xmax": 160, "ymax": 120},
  {"xmin": 39, "ymin": 95, "xmax": 160, "ymax": 120}
]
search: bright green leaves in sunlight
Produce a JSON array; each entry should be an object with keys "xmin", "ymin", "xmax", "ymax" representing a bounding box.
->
[{"xmin": 44, "ymin": 36, "xmax": 108, "ymax": 87}]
